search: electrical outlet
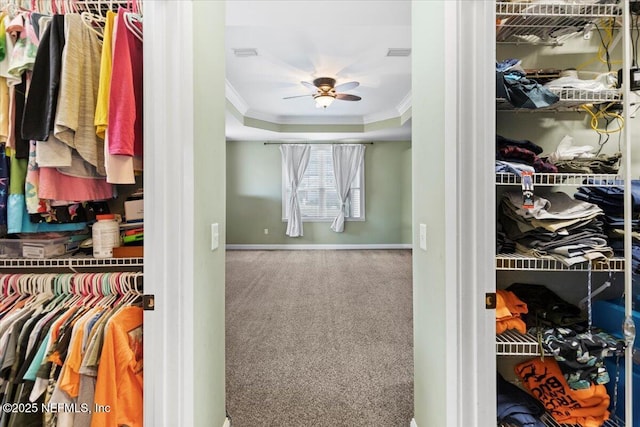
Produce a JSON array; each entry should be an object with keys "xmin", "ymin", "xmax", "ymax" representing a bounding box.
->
[{"xmin": 264, "ymin": 228, "xmax": 269, "ymax": 235}]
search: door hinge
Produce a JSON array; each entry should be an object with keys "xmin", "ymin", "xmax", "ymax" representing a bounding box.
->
[
  {"xmin": 485, "ymin": 292, "xmax": 497, "ymax": 310},
  {"xmin": 143, "ymin": 294, "xmax": 155, "ymax": 311}
]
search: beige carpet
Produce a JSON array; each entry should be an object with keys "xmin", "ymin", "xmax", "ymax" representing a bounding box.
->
[{"xmin": 225, "ymin": 250, "xmax": 413, "ymax": 427}]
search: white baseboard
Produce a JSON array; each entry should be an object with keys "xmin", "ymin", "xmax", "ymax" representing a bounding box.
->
[
  {"xmin": 223, "ymin": 418, "xmax": 231, "ymax": 427},
  {"xmin": 410, "ymin": 419, "xmax": 417, "ymax": 427},
  {"xmin": 226, "ymin": 244, "xmax": 412, "ymax": 250}
]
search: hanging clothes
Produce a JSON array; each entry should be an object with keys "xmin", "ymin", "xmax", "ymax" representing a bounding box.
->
[
  {"xmin": 91, "ymin": 306, "xmax": 143, "ymax": 427},
  {"xmin": 0, "ymin": 144, "xmax": 7, "ymax": 237},
  {"xmin": 99, "ymin": 10, "xmax": 136, "ymax": 185},
  {"xmin": 21, "ymin": 15, "xmax": 64, "ymax": 142},
  {"xmin": 107, "ymin": 8, "xmax": 142, "ymax": 159},
  {"xmin": 94, "ymin": 11, "xmax": 115, "ymax": 142},
  {"xmin": 0, "ymin": 273, "xmax": 143, "ymax": 427},
  {"xmin": 53, "ymin": 13, "xmax": 105, "ymax": 176}
]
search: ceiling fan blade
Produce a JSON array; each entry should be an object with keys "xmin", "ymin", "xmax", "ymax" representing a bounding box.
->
[
  {"xmin": 283, "ymin": 94, "xmax": 314, "ymax": 99},
  {"xmin": 301, "ymin": 81, "xmax": 317, "ymax": 90},
  {"xmin": 334, "ymin": 81, "xmax": 359, "ymax": 92},
  {"xmin": 335, "ymin": 94, "xmax": 362, "ymax": 101}
]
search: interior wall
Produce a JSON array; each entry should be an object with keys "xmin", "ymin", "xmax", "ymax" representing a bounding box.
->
[
  {"xmin": 412, "ymin": 1, "xmax": 451, "ymax": 425},
  {"xmin": 226, "ymin": 140, "xmax": 412, "ymax": 245},
  {"xmin": 143, "ymin": 1, "xmax": 226, "ymax": 426},
  {"xmin": 193, "ymin": 1, "xmax": 227, "ymax": 425}
]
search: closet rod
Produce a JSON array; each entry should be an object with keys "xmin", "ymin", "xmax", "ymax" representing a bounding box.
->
[{"xmin": 263, "ymin": 141, "xmax": 374, "ymax": 145}]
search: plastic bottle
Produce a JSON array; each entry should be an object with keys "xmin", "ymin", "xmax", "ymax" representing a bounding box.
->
[{"xmin": 92, "ymin": 214, "xmax": 121, "ymax": 258}]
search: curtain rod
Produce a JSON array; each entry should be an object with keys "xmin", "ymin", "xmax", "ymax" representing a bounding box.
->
[{"xmin": 263, "ymin": 142, "xmax": 374, "ymax": 145}]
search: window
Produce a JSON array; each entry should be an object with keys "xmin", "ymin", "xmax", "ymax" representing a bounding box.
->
[{"xmin": 282, "ymin": 145, "xmax": 365, "ymax": 222}]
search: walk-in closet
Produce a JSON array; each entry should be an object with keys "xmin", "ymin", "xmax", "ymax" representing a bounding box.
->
[
  {"xmin": 494, "ymin": 2, "xmax": 636, "ymax": 427},
  {"xmin": 0, "ymin": 0, "xmax": 144, "ymax": 426}
]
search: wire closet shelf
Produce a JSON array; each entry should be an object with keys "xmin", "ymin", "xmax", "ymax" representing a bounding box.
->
[
  {"xmin": 497, "ymin": 88, "xmax": 622, "ymax": 111},
  {"xmin": 500, "ymin": 414, "xmax": 624, "ymax": 427},
  {"xmin": 496, "ymin": 254, "xmax": 625, "ymax": 272},
  {"xmin": 496, "ymin": 330, "xmax": 547, "ymax": 356},
  {"xmin": 496, "ymin": 1, "xmax": 622, "ymax": 45},
  {"xmin": 0, "ymin": 257, "xmax": 144, "ymax": 269},
  {"xmin": 496, "ymin": 172, "xmax": 623, "ymax": 186}
]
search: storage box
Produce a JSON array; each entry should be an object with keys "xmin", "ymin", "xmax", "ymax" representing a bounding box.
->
[
  {"xmin": 0, "ymin": 237, "xmax": 80, "ymax": 258},
  {"xmin": 124, "ymin": 198, "xmax": 143, "ymax": 223},
  {"xmin": 603, "ymin": 357, "xmax": 640, "ymax": 426},
  {"xmin": 593, "ymin": 299, "xmax": 640, "ymax": 339},
  {"xmin": 112, "ymin": 246, "xmax": 143, "ymax": 258},
  {"xmin": 593, "ymin": 299, "xmax": 640, "ymax": 425}
]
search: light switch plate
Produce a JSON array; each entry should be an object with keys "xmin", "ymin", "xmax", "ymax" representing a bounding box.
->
[
  {"xmin": 211, "ymin": 223, "xmax": 219, "ymax": 251},
  {"xmin": 419, "ymin": 223, "xmax": 427, "ymax": 251}
]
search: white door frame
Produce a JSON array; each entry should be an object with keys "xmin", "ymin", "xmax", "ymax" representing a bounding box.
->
[{"xmin": 144, "ymin": 1, "xmax": 196, "ymax": 426}]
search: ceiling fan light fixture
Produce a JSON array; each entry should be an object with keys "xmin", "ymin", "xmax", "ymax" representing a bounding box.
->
[{"xmin": 314, "ymin": 94, "xmax": 335, "ymax": 109}]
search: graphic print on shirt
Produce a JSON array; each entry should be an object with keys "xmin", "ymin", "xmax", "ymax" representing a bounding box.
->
[
  {"xmin": 128, "ymin": 325, "xmax": 142, "ymax": 374},
  {"xmin": 515, "ymin": 360, "xmax": 580, "ymax": 417}
]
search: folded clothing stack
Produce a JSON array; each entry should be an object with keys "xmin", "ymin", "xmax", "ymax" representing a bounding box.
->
[
  {"xmin": 515, "ymin": 357, "xmax": 611, "ymax": 427},
  {"xmin": 507, "ymin": 283, "xmax": 625, "ymax": 392},
  {"xmin": 576, "ymin": 181, "xmax": 640, "ymax": 253},
  {"xmin": 576, "ymin": 181, "xmax": 640, "ymax": 293},
  {"xmin": 496, "ymin": 289, "xmax": 528, "ymax": 335},
  {"xmin": 541, "ymin": 327, "xmax": 625, "ymax": 390},
  {"xmin": 506, "ymin": 283, "xmax": 585, "ymax": 329},
  {"xmin": 497, "ymin": 222, "xmax": 516, "ymax": 254},
  {"xmin": 499, "ymin": 191, "xmax": 612, "ymax": 266},
  {"xmin": 496, "ymin": 135, "xmax": 557, "ymax": 174},
  {"xmin": 554, "ymin": 153, "xmax": 621, "ymax": 174}
]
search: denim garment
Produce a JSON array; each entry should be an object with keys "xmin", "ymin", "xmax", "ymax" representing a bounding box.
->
[
  {"xmin": 503, "ymin": 73, "xmax": 560, "ymax": 109},
  {"xmin": 496, "ymin": 160, "xmax": 535, "ymax": 176},
  {"xmin": 497, "ymin": 373, "xmax": 546, "ymax": 427},
  {"xmin": 577, "ymin": 180, "xmax": 640, "ymax": 211}
]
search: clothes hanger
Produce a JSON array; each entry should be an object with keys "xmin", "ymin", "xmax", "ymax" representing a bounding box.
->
[
  {"xmin": 80, "ymin": 11, "xmax": 105, "ymax": 38},
  {"xmin": 124, "ymin": 11, "xmax": 141, "ymax": 42},
  {"xmin": 87, "ymin": 272, "xmax": 107, "ymax": 307}
]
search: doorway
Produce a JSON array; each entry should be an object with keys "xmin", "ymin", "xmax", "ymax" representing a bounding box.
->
[{"xmin": 224, "ymin": 1, "xmax": 413, "ymax": 425}]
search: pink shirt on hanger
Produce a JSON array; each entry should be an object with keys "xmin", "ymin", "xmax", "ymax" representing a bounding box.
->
[{"xmin": 107, "ymin": 8, "xmax": 142, "ymax": 158}]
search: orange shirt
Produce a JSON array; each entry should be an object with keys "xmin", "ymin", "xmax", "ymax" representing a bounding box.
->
[
  {"xmin": 58, "ymin": 307, "xmax": 101, "ymax": 398},
  {"xmin": 91, "ymin": 306, "xmax": 143, "ymax": 427},
  {"xmin": 496, "ymin": 289, "xmax": 528, "ymax": 334},
  {"xmin": 515, "ymin": 357, "xmax": 610, "ymax": 426}
]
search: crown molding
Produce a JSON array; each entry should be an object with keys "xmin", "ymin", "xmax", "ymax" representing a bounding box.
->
[
  {"xmin": 225, "ymin": 82, "xmax": 412, "ymax": 130},
  {"xmin": 225, "ymin": 79, "xmax": 249, "ymax": 115},
  {"xmin": 396, "ymin": 91, "xmax": 412, "ymax": 116}
]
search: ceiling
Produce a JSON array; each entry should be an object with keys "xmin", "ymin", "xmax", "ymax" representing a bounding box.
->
[{"xmin": 225, "ymin": 0, "xmax": 412, "ymax": 142}]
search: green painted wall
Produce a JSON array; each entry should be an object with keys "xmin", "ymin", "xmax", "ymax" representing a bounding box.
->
[
  {"xmin": 193, "ymin": 1, "xmax": 226, "ymax": 425},
  {"xmin": 226, "ymin": 140, "xmax": 412, "ymax": 245}
]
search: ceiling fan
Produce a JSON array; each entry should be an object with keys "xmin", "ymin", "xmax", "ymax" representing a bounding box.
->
[{"xmin": 283, "ymin": 77, "xmax": 362, "ymax": 109}]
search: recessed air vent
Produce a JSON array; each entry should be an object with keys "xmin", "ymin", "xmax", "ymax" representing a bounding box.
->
[
  {"xmin": 386, "ymin": 48, "xmax": 411, "ymax": 57},
  {"xmin": 233, "ymin": 48, "xmax": 258, "ymax": 57}
]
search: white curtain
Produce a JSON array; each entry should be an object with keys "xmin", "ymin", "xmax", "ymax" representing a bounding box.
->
[
  {"xmin": 330, "ymin": 144, "xmax": 365, "ymax": 232},
  {"xmin": 281, "ymin": 144, "xmax": 311, "ymax": 237}
]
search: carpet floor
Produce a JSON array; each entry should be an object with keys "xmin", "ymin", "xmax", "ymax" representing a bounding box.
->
[{"xmin": 225, "ymin": 250, "xmax": 414, "ymax": 427}]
